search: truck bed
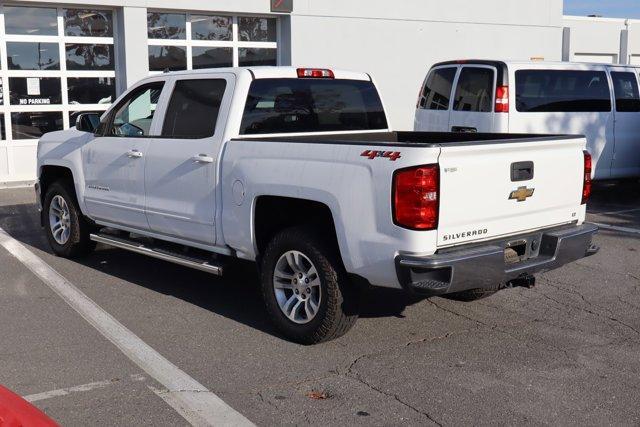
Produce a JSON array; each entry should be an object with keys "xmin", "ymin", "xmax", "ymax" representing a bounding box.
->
[{"xmin": 235, "ymin": 131, "xmax": 581, "ymax": 147}]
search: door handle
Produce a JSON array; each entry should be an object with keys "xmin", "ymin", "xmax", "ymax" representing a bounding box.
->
[
  {"xmin": 192, "ymin": 154, "xmax": 214, "ymax": 164},
  {"xmin": 126, "ymin": 149, "xmax": 143, "ymax": 159}
]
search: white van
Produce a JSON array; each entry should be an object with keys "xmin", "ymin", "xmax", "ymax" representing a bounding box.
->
[{"xmin": 414, "ymin": 60, "xmax": 640, "ymax": 179}]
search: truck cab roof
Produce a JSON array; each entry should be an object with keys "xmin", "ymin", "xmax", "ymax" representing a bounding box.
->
[{"xmin": 154, "ymin": 66, "xmax": 373, "ymax": 82}]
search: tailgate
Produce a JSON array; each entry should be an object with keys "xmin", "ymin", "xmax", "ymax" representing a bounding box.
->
[{"xmin": 437, "ymin": 137, "xmax": 585, "ymax": 247}]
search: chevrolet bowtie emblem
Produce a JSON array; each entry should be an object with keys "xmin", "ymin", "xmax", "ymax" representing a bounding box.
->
[{"xmin": 509, "ymin": 186, "xmax": 535, "ymax": 202}]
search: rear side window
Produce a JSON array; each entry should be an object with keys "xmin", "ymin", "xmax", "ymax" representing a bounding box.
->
[
  {"xmin": 240, "ymin": 78, "xmax": 387, "ymax": 135},
  {"xmin": 515, "ymin": 70, "xmax": 611, "ymax": 112},
  {"xmin": 419, "ymin": 67, "xmax": 456, "ymax": 110},
  {"xmin": 453, "ymin": 67, "xmax": 494, "ymax": 112},
  {"xmin": 162, "ymin": 79, "xmax": 227, "ymax": 138},
  {"xmin": 611, "ymin": 72, "xmax": 640, "ymax": 112}
]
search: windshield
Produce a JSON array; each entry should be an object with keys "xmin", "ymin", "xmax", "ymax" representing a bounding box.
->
[{"xmin": 240, "ymin": 78, "xmax": 388, "ymax": 135}]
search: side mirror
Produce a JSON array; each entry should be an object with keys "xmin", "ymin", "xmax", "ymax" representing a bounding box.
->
[{"xmin": 75, "ymin": 112, "xmax": 101, "ymax": 133}]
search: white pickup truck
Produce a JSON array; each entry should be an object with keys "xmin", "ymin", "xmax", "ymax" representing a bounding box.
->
[{"xmin": 36, "ymin": 67, "xmax": 599, "ymax": 344}]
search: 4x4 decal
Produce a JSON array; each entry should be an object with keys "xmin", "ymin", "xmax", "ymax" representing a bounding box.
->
[{"xmin": 360, "ymin": 150, "xmax": 402, "ymax": 161}]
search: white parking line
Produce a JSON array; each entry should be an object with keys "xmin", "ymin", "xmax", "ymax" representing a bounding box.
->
[
  {"xmin": 0, "ymin": 228, "xmax": 254, "ymax": 427},
  {"xmin": 25, "ymin": 379, "xmax": 120, "ymax": 403},
  {"xmin": 24, "ymin": 374, "xmax": 147, "ymax": 403},
  {"xmin": 591, "ymin": 222, "xmax": 640, "ymax": 235},
  {"xmin": 24, "ymin": 379, "xmax": 116, "ymax": 403}
]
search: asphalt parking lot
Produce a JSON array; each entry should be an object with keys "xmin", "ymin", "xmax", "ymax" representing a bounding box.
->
[{"xmin": 1, "ymin": 180, "xmax": 639, "ymax": 426}]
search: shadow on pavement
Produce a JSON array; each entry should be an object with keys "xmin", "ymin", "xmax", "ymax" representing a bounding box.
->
[
  {"xmin": 587, "ymin": 179, "xmax": 640, "ymax": 233},
  {"xmin": 0, "ymin": 200, "xmax": 424, "ymax": 341}
]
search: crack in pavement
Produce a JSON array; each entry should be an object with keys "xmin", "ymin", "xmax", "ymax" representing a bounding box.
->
[
  {"xmin": 532, "ymin": 285, "xmax": 640, "ymax": 337},
  {"xmin": 344, "ymin": 361, "xmax": 443, "ymax": 426},
  {"xmin": 330, "ymin": 330, "xmax": 474, "ymax": 426},
  {"xmin": 426, "ymin": 299, "xmax": 575, "ymax": 362}
]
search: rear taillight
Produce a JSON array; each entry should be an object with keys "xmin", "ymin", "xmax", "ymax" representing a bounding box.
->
[
  {"xmin": 582, "ymin": 150, "xmax": 592, "ymax": 205},
  {"xmin": 495, "ymin": 85, "xmax": 509, "ymax": 113},
  {"xmin": 296, "ymin": 68, "xmax": 334, "ymax": 78},
  {"xmin": 393, "ymin": 165, "xmax": 439, "ymax": 230}
]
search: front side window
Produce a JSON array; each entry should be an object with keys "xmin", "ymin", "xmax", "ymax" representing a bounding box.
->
[
  {"xmin": 516, "ymin": 70, "xmax": 611, "ymax": 112},
  {"xmin": 240, "ymin": 78, "xmax": 388, "ymax": 135},
  {"xmin": 420, "ymin": 67, "xmax": 456, "ymax": 110},
  {"xmin": 107, "ymin": 83, "xmax": 164, "ymax": 137},
  {"xmin": 162, "ymin": 79, "xmax": 227, "ymax": 138},
  {"xmin": 453, "ymin": 67, "xmax": 494, "ymax": 112},
  {"xmin": 611, "ymin": 72, "xmax": 640, "ymax": 112}
]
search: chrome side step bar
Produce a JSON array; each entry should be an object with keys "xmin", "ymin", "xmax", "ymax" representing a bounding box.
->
[{"xmin": 90, "ymin": 233, "xmax": 223, "ymax": 276}]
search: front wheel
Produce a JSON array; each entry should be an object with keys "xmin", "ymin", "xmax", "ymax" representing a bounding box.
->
[
  {"xmin": 43, "ymin": 181, "xmax": 95, "ymax": 258},
  {"xmin": 260, "ymin": 226, "xmax": 359, "ymax": 344}
]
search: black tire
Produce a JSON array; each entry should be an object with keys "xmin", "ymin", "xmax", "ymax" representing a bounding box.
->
[
  {"xmin": 260, "ymin": 226, "xmax": 359, "ymax": 344},
  {"xmin": 43, "ymin": 181, "xmax": 95, "ymax": 258}
]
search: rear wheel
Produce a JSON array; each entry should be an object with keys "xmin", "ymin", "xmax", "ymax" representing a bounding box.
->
[
  {"xmin": 43, "ymin": 181, "xmax": 95, "ymax": 258},
  {"xmin": 260, "ymin": 226, "xmax": 359, "ymax": 344}
]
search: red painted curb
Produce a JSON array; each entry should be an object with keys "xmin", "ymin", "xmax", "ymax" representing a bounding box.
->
[{"xmin": 0, "ymin": 385, "xmax": 58, "ymax": 427}]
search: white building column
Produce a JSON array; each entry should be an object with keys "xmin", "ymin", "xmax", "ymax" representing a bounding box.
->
[{"xmin": 115, "ymin": 7, "xmax": 149, "ymax": 94}]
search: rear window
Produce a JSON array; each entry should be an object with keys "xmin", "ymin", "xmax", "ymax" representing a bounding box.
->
[
  {"xmin": 611, "ymin": 72, "xmax": 640, "ymax": 112},
  {"xmin": 516, "ymin": 70, "xmax": 611, "ymax": 112},
  {"xmin": 240, "ymin": 78, "xmax": 388, "ymax": 135},
  {"xmin": 419, "ymin": 67, "xmax": 456, "ymax": 110},
  {"xmin": 453, "ymin": 67, "xmax": 495, "ymax": 112}
]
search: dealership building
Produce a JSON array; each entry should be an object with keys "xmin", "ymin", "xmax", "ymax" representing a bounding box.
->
[{"xmin": 0, "ymin": 0, "xmax": 638, "ymax": 185}]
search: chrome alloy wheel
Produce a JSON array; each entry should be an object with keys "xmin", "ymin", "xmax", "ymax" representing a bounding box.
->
[
  {"xmin": 273, "ymin": 250, "xmax": 322, "ymax": 324},
  {"xmin": 49, "ymin": 195, "xmax": 71, "ymax": 245}
]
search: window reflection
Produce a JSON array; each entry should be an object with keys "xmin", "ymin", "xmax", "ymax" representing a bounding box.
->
[
  {"xmin": 11, "ymin": 112, "xmax": 63, "ymax": 140},
  {"xmin": 239, "ymin": 48, "xmax": 277, "ymax": 66},
  {"xmin": 149, "ymin": 46, "xmax": 186, "ymax": 71},
  {"xmin": 192, "ymin": 47, "xmax": 233, "ymax": 69},
  {"xmin": 147, "ymin": 13, "xmax": 186, "ymax": 39},
  {"xmin": 238, "ymin": 17, "xmax": 277, "ymax": 42},
  {"xmin": 68, "ymin": 78, "xmax": 116, "ymax": 104},
  {"xmin": 4, "ymin": 6, "xmax": 58, "ymax": 36},
  {"xmin": 9, "ymin": 78, "xmax": 62, "ymax": 105},
  {"xmin": 191, "ymin": 15, "xmax": 232, "ymax": 41},
  {"xmin": 65, "ymin": 9, "xmax": 113, "ymax": 37},
  {"xmin": 7, "ymin": 42, "xmax": 60, "ymax": 70},
  {"xmin": 65, "ymin": 44, "xmax": 114, "ymax": 70}
]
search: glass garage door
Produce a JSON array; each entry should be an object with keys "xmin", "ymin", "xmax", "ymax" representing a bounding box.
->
[
  {"xmin": 147, "ymin": 12, "xmax": 278, "ymax": 73},
  {"xmin": 0, "ymin": 5, "xmax": 116, "ymax": 182}
]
